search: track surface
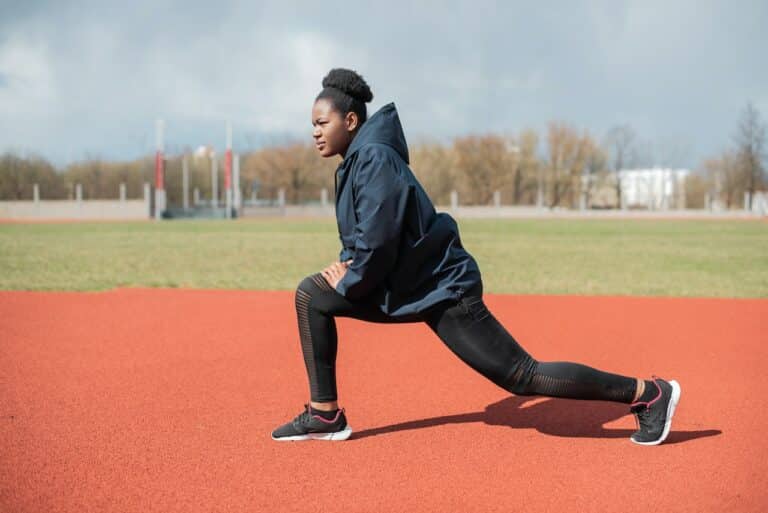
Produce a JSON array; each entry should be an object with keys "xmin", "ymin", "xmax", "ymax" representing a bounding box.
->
[{"xmin": 2, "ymin": 289, "xmax": 767, "ymax": 512}]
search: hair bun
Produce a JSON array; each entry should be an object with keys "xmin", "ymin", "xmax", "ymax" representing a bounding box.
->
[{"xmin": 322, "ymin": 68, "xmax": 373, "ymax": 103}]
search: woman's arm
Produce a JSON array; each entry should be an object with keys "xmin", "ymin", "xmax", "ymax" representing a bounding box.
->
[{"xmin": 335, "ymin": 147, "xmax": 409, "ymax": 300}]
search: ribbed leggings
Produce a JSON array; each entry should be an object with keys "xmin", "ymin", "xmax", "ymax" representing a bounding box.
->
[{"xmin": 295, "ymin": 273, "xmax": 638, "ymax": 404}]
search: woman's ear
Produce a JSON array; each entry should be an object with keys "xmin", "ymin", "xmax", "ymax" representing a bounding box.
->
[{"xmin": 345, "ymin": 111, "xmax": 359, "ymax": 133}]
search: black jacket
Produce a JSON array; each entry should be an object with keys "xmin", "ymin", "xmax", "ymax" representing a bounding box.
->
[{"xmin": 334, "ymin": 102, "xmax": 481, "ymax": 317}]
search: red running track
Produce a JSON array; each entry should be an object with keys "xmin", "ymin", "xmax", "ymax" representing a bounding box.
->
[{"xmin": 1, "ymin": 289, "xmax": 767, "ymax": 513}]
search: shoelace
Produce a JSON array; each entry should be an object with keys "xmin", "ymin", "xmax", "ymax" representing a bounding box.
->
[
  {"xmin": 630, "ymin": 377, "xmax": 665, "ymax": 432},
  {"xmin": 295, "ymin": 403, "xmax": 344, "ymax": 427},
  {"xmin": 294, "ymin": 404, "xmax": 314, "ymax": 426},
  {"xmin": 633, "ymin": 404, "xmax": 652, "ymax": 431}
]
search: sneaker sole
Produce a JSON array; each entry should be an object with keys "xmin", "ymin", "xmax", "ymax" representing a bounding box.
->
[
  {"xmin": 271, "ymin": 425, "xmax": 353, "ymax": 442},
  {"xmin": 631, "ymin": 380, "xmax": 681, "ymax": 446}
]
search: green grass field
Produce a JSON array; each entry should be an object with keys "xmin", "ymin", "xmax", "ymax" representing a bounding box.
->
[{"xmin": 0, "ymin": 218, "xmax": 766, "ymax": 297}]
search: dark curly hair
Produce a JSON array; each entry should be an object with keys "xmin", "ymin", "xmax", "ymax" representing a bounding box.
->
[{"xmin": 315, "ymin": 68, "xmax": 374, "ymax": 125}]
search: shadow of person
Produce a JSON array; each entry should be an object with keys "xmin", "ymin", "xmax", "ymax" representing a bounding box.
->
[{"xmin": 351, "ymin": 395, "xmax": 721, "ymax": 444}]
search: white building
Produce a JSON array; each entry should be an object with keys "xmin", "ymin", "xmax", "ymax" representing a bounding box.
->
[
  {"xmin": 193, "ymin": 145, "xmax": 216, "ymax": 160},
  {"xmin": 618, "ymin": 168, "xmax": 690, "ymax": 210}
]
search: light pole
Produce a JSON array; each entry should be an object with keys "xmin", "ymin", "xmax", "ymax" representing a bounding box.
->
[
  {"xmin": 154, "ymin": 119, "xmax": 165, "ymax": 220},
  {"xmin": 537, "ymin": 163, "xmax": 544, "ymax": 209}
]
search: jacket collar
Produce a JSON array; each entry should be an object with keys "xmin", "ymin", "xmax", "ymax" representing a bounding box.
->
[{"xmin": 342, "ymin": 102, "xmax": 410, "ymax": 165}]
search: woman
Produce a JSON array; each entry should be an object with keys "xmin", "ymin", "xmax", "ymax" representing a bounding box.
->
[{"xmin": 271, "ymin": 68, "xmax": 681, "ymax": 445}]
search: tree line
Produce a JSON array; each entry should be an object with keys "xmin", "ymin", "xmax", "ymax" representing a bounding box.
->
[
  {"xmin": 1, "ymin": 103, "xmax": 764, "ymax": 209},
  {"xmin": 698, "ymin": 103, "xmax": 766, "ymax": 209}
]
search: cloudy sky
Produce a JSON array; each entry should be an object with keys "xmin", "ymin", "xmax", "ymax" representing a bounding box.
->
[{"xmin": 0, "ymin": 0, "xmax": 766, "ymax": 168}]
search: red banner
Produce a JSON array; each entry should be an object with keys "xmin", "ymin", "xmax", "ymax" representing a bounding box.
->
[
  {"xmin": 155, "ymin": 151, "xmax": 164, "ymax": 190},
  {"xmin": 225, "ymin": 149, "xmax": 232, "ymax": 190}
]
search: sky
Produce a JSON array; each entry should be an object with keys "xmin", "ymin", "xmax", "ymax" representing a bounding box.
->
[{"xmin": 0, "ymin": 0, "xmax": 766, "ymax": 168}]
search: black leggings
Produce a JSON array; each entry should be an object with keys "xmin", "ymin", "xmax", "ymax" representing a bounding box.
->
[{"xmin": 295, "ymin": 273, "xmax": 638, "ymax": 404}]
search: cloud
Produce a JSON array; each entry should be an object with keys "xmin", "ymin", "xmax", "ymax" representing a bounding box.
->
[
  {"xmin": 137, "ymin": 27, "xmax": 369, "ymax": 141},
  {"xmin": 0, "ymin": 36, "xmax": 56, "ymax": 117},
  {"xmin": 0, "ymin": 0, "xmax": 766, "ymax": 167}
]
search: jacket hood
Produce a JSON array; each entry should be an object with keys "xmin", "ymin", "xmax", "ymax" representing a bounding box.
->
[{"xmin": 344, "ymin": 102, "xmax": 409, "ymax": 164}]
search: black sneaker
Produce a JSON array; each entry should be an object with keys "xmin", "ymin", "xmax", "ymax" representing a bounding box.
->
[
  {"xmin": 271, "ymin": 404, "xmax": 353, "ymax": 441},
  {"xmin": 629, "ymin": 376, "xmax": 681, "ymax": 446}
]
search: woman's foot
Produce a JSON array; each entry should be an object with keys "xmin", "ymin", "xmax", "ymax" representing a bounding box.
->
[
  {"xmin": 271, "ymin": 404, "xmax": 352, "ymax": 441},
  {"xmin": 629, "ymin": 376, "xmax": 681, "ymax": 445}
]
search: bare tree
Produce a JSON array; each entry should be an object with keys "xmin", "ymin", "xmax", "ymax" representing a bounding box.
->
[
  {"xmin": 581, "ymin": 137, "xmax": 608, "ymax": 208},
  {"xmin": 652, "ymin": 137, "xmax": 691, "ymax": 169},
  {"xmin": 410, "ymin": 141, "xmax": 456, "ymax": 206},
  {"xmin": 0, "ymin": 152, "xmax": 64, "ymax": 200},
  {"xmin": 683, "ymin": 172, "xmax": 710, "ymax": 209},
  {"xmin": 453, "ymin": 135, "xmax": 508, "ymax": 205},
  {"xmin": 701, "ymin": 152, "xmax": 741, "ymax": 209},
  {"xmin": 604, "ymin": 125, "xmax": 636, "ymax": 209},
  {"xmin": 546, "ymin": 122, "xmax": 589, "ymax": 209},
  {"xmin": 242, "ymin": 142, "xmax": 335, "ymax": 204},
  {"xmin": 517, "ymin": 130, "xmax": 540, "ymax": 205},
  {"xmin": 734, "ymin": 102, "xmax": 766, "ymax": 208}
]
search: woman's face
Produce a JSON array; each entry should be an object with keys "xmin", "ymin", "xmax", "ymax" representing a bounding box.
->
[{"xmin": 312, "ymin": 98, "xmax": 358, "ymax": 158}]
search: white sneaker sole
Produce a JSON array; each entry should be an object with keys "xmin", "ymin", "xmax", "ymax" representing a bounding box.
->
[
  {"xmin": 272, "ymin": 425, "xmax": 353, "ymax": 442},
  {"xmin": 631, "ymin": 380, "xmax": 681, "ymax": 446}
]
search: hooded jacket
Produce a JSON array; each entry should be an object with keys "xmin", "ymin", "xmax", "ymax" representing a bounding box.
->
[{"xmin": 334, "ymin": 102, "xmax": 481, "ymax": 317}]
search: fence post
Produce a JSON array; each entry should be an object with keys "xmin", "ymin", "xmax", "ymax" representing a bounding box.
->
[
  {"xmin": 451, "ymin": 190, "xmax": 458, "ymax": 210},
  {"xmin": 154, "ymin": 188, "xmax": 165, "ymax": 221},
  {"xmin": 277, "ymin": 188, "xmax": 286, "ymax": 207},
  {"xmin": 493, "ymin": 190, "xmax": 500, "ymax": 208},
  {"xmin": 211, "ymin": 156, "xmax": 218, "ymax": 208},
  {"xmin": 183, "ymin": 156, "xmax": 189, "ymax": 210},
  {"xmin": 33, "ymin": 183, "xmax": 40, "ymax": 203},
  {"xmin": 120, "ymin": 183, "xmax": 126, "ymax": 202},
  {"xmin": 233, "ymin": 153, "xmax": 241, "ymax": 212},
  {"xmin": 677, "ymin": 171, "xmax": 684, "ymax": 209},
  {"xmin": 144, "ymin": 182, "xmax": 151, "ymax": 218},
  {"xmin": 321, "ymin": 188, "xmax": 328, "ymax": 207}
]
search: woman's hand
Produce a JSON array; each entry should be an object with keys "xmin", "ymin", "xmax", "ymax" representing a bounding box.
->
[{"xmin": 321, "ymin": 259, "xmax": 353, "ymax": 289}]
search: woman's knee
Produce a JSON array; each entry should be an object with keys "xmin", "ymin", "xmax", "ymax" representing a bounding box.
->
[
  {"xmin": 297, "ymin": 275, "xmax": 318, "ymax": 296},
  {"xmin": 296, "ymin": 274, "xmax": 337, "ymax": 316},
  {"xmin": 500, "ymin": 354, "xmax": 539, "ymax": 395},
  {"xmin": 296, "ymin": 273, "xmax": 332, "ymax": 295}
]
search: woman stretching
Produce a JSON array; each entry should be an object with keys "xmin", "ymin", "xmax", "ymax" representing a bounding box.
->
[{"xmin": 271, "ymin": 68, "xmax": 681, "ymax": 446}]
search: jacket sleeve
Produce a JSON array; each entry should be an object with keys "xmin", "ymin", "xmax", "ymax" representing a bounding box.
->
[
  {"xmin": 339, "ymin": 246, "xmax": 353, "ymax": 262},
  {"xmin": 335, "ymin": 148, "xmax": 409, "ymax": 300}
]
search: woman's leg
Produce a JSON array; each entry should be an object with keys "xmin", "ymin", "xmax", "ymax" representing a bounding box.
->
[
  {"xmin": 422, "ymin": 282, "xmax": 642, "ymax": 403},
  {"xmin": 294, "ymin": 273, "xmax": 422, "ymax": 408}
]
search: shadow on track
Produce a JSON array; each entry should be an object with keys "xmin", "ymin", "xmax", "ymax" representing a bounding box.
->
[{"xmin": 351, "ymin": 395, "xmax": 721, "ymax": 444}]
